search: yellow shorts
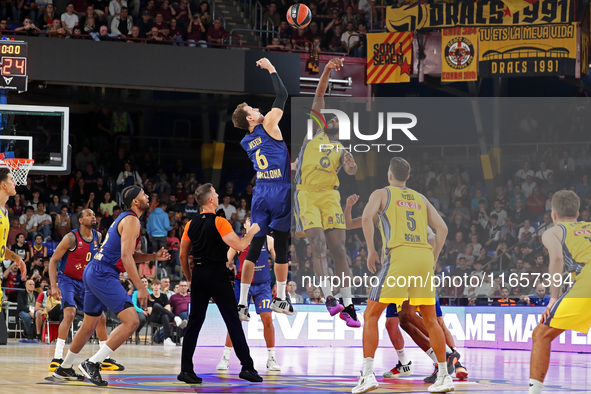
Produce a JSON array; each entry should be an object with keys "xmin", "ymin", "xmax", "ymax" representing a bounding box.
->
[
  {"xmin": 294, "ymin": 189, "xmax": 345, "ymax": 236},
  {"xmin": 369, "ymin": 246, "xmax": 436, "ymax": 306},
  {"xmin": 547, "ymin": 280, "xmax": 591, "ymax": 333}
]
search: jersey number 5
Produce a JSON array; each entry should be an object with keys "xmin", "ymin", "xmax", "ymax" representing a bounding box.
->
[
  {"xmin": 256, "ymin": 149, "xmax": 268, "ymax": 170},
  {"xmin": 406, "ymin": 211, "xmax": 416, "ymax": 231}
]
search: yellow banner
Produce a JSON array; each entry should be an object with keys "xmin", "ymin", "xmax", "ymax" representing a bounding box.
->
[
  {"xmin": 386, "ymin": 0, "xmax": 571, "ymax": 31},
  {"xmin": 441, "ymin": 27, "xmax": 478, "ymax": 82},
  {"xmin": 366, "ymin": 32, "xmax": 413, "ymax": 84},
  {"xmin": 478, "ymin": 23, "xmax": 577, "ymax": 77}
]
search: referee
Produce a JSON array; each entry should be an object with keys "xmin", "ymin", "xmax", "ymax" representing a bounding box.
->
[{"xmin": 177, "ymin": 183, "xmax": 263, "ymax": 384}]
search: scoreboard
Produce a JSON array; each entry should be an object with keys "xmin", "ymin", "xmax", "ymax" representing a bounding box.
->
[{"xmin": 0, "ymin": 40, "xmax": 27, "ymax": 91}]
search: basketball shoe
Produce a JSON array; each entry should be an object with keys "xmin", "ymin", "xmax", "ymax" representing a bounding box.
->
[
  {"xmin": 455, "ymin": 361, "xmax": 468, "ymax": 380},
  {"xmin": 102, "ymin": 358, "xmax": 125, "ymax": 371},
  {"xmin": 237, "ymin": 304, "xmax": 250, "ymax": 321},
  {"xmin": 428, "ymin": 375, "xmax": 454, "ymax": 392},
  {"xmin": 325, "ymin": 296, "xmax": 345, "ymax": 316},
  {"xmin": 49, "ymin": 358, "xmax": 63, "ymax": 371},
  {"xmin": 383, "ymin": 360, "xmax": 412, "ymax": 378},
  {"xmin": 339, "ymin": 304, "xmax": 361, "ymax": 327},
  {"xmin": 53, "ymin": 365, "xmax": 85, "ymax": 381},
  {"xmin": 352, "ymin": 372, "xmax": 379, "ymax": 394},
  {"xmin": 270, "ymin": 294, "xmax": 296, "ymax": 315}
]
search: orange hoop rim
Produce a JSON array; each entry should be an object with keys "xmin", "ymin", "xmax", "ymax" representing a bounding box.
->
[{"xmin": 3, "ymin": 158, "xmax": 34, "ymax": 168}]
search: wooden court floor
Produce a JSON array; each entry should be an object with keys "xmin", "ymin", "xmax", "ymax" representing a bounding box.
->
[{"xmin": 1, "ymin": 340, "xmax": 590, "ymax": 393}]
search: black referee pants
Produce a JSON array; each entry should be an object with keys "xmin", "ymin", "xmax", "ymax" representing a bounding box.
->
[{"xmin": 181, "ymin": 262, "xmax": 254, "ymax": 372}]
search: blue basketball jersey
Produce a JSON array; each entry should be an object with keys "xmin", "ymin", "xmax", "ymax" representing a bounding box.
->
[
  {"xmin": 240, "ymin": 124, "xmax": 290, "ymax": 183},
  {"xmin": 237, "ymin": 238, "xmax": 271, "ymax": 285},
  {"xmin": 93, "ymin": 211, "xmax": 139, "ymax": 272}
]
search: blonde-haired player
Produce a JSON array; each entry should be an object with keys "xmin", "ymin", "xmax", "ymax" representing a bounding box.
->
[
  {"xmin": 529, "ymin": 190, "xmax": 591, "ymax": 394},
  {"xmin": 353, "ymin": 157, "xmax": 453, "ymax": 394}
]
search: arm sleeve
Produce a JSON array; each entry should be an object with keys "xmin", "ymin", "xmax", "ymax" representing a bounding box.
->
[
  {"xmin": 270, "ymin": 72, "xmax": 288, "ymax": 110},
  {"xmin": 215, "ymin": 217, "xmax": 234, "ymax": 237},
  {"xmin": 131, "ymin": 290, "xmax": 143, "ymax": 313}
]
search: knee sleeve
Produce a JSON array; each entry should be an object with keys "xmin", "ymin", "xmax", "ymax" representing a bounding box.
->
[
  {"xmin": 245, "ymin": 236, "xmax": 266, "ymax": 263},
  {"xmin": 273, "ymin": 230, "xmax": 289, "ymax": 264}
]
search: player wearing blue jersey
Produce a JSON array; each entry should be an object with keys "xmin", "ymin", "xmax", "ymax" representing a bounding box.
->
[
  {"xmin": 56, "ymin": 186, "xmax": 170, "ymax": 387},
  {"xmin": 232, "ymin": 57, "xmax": 294, "ymax": 318},
  {"xmin": 49, "ymin": 209, "xmax": 125, "ymax": 377},
  {"xmin": 217, "ymin": 214, "xmax": 280, "ymax": 372}
]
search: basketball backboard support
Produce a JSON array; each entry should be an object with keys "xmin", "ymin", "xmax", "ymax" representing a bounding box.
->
[{"xmin": 0, "ymin": 104, "xmax": 70, "ymax": 175}]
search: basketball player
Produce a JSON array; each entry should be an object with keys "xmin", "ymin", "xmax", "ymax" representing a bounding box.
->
[
  {"xmin": 48, "ymin": 209, "xmax": 124, "ymax": 374},
  {"xmin": 529, "ymin": 190, "xmax": 591, "ymax": 394},
  {"xmin": 353, "ymin": 157, "xmax": 453, "ymax": 393},
  {"xmin": 217, "ymin": 213, "xmax": 281, "ymax": 372},
  {"xmin": 0, "ymin": 169, "xmax": 27, "ymax": 279},
  {"xmin": 232, "ymin": 57, "xmax": 293, "ymax": 318},
  {"xmin": 293, "ymin": 57, "xmax": 359, "ymax": 326},
  {"xmin": 53, "ymin": 186, "xmax": 170, "ymax": 386},
  {"xmin": 345, "ymin": 194, "xmax": 468, "ymax": 381}
]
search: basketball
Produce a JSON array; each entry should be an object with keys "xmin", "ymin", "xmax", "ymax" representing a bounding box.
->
[{"xmin": 286, "ymin": 4, "xmax": 311, "ymax": 29}]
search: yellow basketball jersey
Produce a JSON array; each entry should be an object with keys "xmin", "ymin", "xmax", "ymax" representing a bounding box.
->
[
  {"xmin": 295, "ymin": 131, "xmax": 344, "ymax": 188},
  {"xmin": 557, "ymin": 221, "xmax": 591, "ymax": 277},
  {"xmin": 378, "ymin": 186, "xmax": 432, "ymax": 252},
  {"xmin": 0, "ymin": 207, "xmax": 9, "ymax": 260}
]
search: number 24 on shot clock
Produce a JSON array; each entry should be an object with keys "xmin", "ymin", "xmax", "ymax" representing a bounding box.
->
[{"xmin": 0, "ymin": 40, "xmax": 28, "ymax": 91}]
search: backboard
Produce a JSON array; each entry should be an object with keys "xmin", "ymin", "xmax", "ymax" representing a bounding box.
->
[{"xmin": 0, "ymin": 104, "xmax": 70, "ymax": 175}]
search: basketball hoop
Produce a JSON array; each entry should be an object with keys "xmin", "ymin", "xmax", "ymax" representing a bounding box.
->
[{"xmin": 4, "ymin": 158, "xmax": 34, "ymax": 186}]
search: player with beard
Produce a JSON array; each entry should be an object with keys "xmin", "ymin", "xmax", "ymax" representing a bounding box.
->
[
  {"xmin": 49, "ymin": 209, "xmax": 125, "ymax": 374},
  {"xmin": 53, "ymin": 186, "xmax": 170, "ymax": 386},
  {"xmin": 293, "ymin": 58, "xmax": 360, "ymax": 326}
]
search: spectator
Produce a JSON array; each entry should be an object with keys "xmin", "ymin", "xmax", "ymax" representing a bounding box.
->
[
  {"xmin": 183, "ymin": 194, "xmax": 199, "ymax": 219},
  {"xmin": 14, "ymin": 17, "xmax": 41, "ymax": 35},
  {"xmin": 451, "ymin": 257, "xmax": 471, "ymax": 277},
  {"xmin": 493, "ymin": 287, "xmax": 517, "ymax": 306},
  {"xmin": 499, "ymin": 216, "xmax": 517, "ymax": 244},
  {"xmin": 108, "ymin": 0, "xmax": 126, "ymax": 19},
  {"xmin": 172, "ymin": 0, "xmax": 190, "ymax": 30},
  {"xmin": 517, "ymin": 219, "xmax": 536, "ymax": 243},
  {"xmin": 169, "ymin": 279, "xmax": 190, "ymax": 324},
  {"xmin": 489, "ymin": 200, "xmax": 507, "ymax": 226},
  {"xmin": 8, "ymin": 219, "xmax": 27, "ymax": 247},
  {"xmin": 481, "ymin": 213, "xmax": 501, "ymax": 250},
  {"xmin": 138, "ymin": 261, "xmax": 157, "ymax": 280},
  {"xmin": 515, "ymin": 161, "xmax": 534, "ymax": 183},
  {"xmin": 48, "ymin": 195, "xmax": 62, "ymax": 216},
  {"xmin": 111, "ymin": 6, "xmax": 132, "ymax": 36},
  {"xmin": 116, "ymin": 161, "xmax": 141, "ymax": 192},
  {"xmin": 30, "ymin": 235, "xmax": 49, "ymax": 260},
  {"xmin": 198, "ymin": 0, "xmax": 211, "ymax": 27},
  {"xmin": 161, "ymin": 277, "xmax": 175, "ymax": 298},
  {"xmin": 126, "ymin": 25, "xmax": 141, "ymax": 42},
  {"xmin": 147, "ymin": 199, "xmax": 171, "ymax": 254},
  {"xmin": 60, "ymin": 3, "xmax": 79, "ymax": 34},
  {"xmin": 146, "ymin": 25, "xmax": 165, "ymax": 43},
  {"xmin": 216, "ymin": 194, "xmax": 237, "ymax": 223},
  {"xmin": 140, "ymin": 0, "xmax": 156, "ymax": 17},
  {"xmin": 534, "ymin": 160, "xmax": 552, "ymax": 183},
  {"xmin": 557, "ymin": 150, "xmax": 576, "ymax": 181},
  {"xmin": 277, "ymin": 20, "xmax": 292, "ymax": 45},
  {"xmin": 89, "ymin": 0, "xmax": 109, "ymax": 20},
  {"xmin": 53, "ymin": 205, "xmax": 71, "ymax": 240},
  {"xmin": 20, "ymin": 206, "xmax": 38, "ymax": 240},
  {"xmin": 79, "ymin": 4, "xmax": 99, "ymax": 33},
  {"xmin": 287, "ymin": 280, "xmax": 303, "ymax": 303},
  {"xmin": 187, "ymin": 12, "xmax": 206, "ymax": 47},
  {"xmin": 159, "ymin": 0, "xmax": 172, "ymax": 22},
  {"xmin": 131, "ymin": 276, "xmax": 152, "ymax": 344},
  {"xmin": 12, "ymin": 232, "xmax": 30, "ymax": 266},
  {"xmin": 207, "ymin": 17, "xmax": 225, "ymax": 48},
  {"xmin": 523, "ymin": 283, "xmax": 551, "ymax": 306},
  {"xmin": 153, "ymin": 12, "xmax": 169, "ymax": 38},
  {"xmin": 456, "ymin": 244, "xmax": 475, "ymax": 267},
  {"xmin": 137, "ymin": 10, "xmax": 154, "ymax": 37},
  {"xmin": 32, "ymin": 202, "xmax": 52, "ymax": 241},
  {"xmin": 8, "ymin": 193, "xmax": 26, "ymax": 218},
  {"xmin": 18, "ymin": 279, "xmax": 41, "ymax": 340},
  {"xmin": 575, "ymin": 174, "xmax": 591, "ymax": 200},
  {"xmin": 37, "ymin": 3, "xmax": 58, "ymax": 31},
  {"xmin": 168, "ymin": 17, "xmax": 183, "ymax": 45},
  {"xmin": 521, "ymin": 175, "xmax": 536, "ymax": 198},
  {"xmin": 534, "ymin": 212, "xmax": 553, "ymax": 238},
  {"xmin": 263, "ymin": 2, "xmax": 280, "ymax": 28}
]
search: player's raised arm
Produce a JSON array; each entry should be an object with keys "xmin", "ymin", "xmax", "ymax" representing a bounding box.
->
[
  {"xmin": 421, "ymin": 194, "xmax": 448, "ymax": 265},
  {"xmin": 362, "ymin": 189, "xmax": 386, "ymax": 274},
  {"xmin": 48, "ymin": 232, "xmax": 76, "ymax": 301},
  {"xmin": 258, "ymin": 58, "xmax": 287, "ymax": 141},
  {"xmin": 345, "ymin": 194, "xmax": 361, "ymax": 229},
  {"xmin": 311, "ymin": 57, "xmax": 343, "ymax": 114}
]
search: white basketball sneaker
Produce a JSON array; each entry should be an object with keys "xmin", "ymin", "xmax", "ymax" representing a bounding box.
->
[
  {"xmin": 352, "ymin": 372, "xmax": 379, "ymax": 394},
  {"xmin": 216, "ymin": 357, "xmax": 229, "ymax": 370},
  {"xmin": 266, "ymin": 356, "xmax": 281, "ymax": 371},
  {"xmin": 428, "ymin": 375, "xmax": 455, "ymax": 392}
]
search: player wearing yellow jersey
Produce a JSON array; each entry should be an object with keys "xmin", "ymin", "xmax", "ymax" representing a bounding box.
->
[
  {"xmin": 294, "ymin": 58, "xmax": 359, "ymax": 325},
  {"xmin": 0, "ymin": 168, "xmax": 27, "ymax": 278},
  {"xmin": 353, "ymin": 157, "xmax": 453, "ymax": 394},
  {"xmin": 529, "ymin": 190, "xmax": 591, "ymax": 394}
]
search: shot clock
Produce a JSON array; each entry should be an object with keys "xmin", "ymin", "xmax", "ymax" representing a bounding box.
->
[{"xmin": 0, "ymin": 40, "xmax": 27, "ymax": 91}]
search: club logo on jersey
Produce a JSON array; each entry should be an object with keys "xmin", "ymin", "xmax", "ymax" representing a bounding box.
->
[
  {"xmin": 328, "ymin": 216, "xmax": 333, "ymax": 224},
  {"xmin": 79, "ymin": 241, "xmax": 83, "ymax": 246}
]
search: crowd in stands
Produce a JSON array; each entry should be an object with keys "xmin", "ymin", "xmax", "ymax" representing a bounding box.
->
[{"xmin": 0, "ymin": 0, "xmax": 375, "ymax": 55}]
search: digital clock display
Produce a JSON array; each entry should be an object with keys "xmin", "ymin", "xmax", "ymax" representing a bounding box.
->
[
  {"xmin": 0, "ymin": 43, "xmax": 25, "ymax": 55},
  {"xmin": 0, "ymin": 41, "xmax": 28, "ymax": 90},
  {"xmin": 1, "ymin": 57, "xmax": 26, "ymax": 76}
]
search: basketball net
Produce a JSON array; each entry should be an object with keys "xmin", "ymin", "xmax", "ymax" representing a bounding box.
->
[{"xmin": 4, "ymin": 158, "xmax": 34, "ymax": 186}]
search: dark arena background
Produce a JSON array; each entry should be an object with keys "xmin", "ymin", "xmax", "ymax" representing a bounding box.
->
[{"xmin": 1, "ymin": 0, "xmax": 591, "ymax": 392}]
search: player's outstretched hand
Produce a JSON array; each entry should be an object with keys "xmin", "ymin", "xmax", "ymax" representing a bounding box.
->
[
  {"xmin": 137, "ymin": 288, "xmax": 149, "ymax": 309},
  {"xmin": 327, "ymin": 58, "xmax": 344, "ymax": 71},
  {"xmin": 540, "ymin": 297, "xmax": 557, "ymax": 324},
  {"xmin": 367, "ymin": 250, "xmax": 379, "ymax": 274},
  {"xmin": 248, "ymin": 222, "xmax": 260, "ymax": 236},
  {"xmin": 256, "ymin": 57, "xmax": 275, "ymax": 71},
  {"xmin": 155, "ymin": 247, "xmax": 171, "ymax": 261},
  {"xmin": 51, "ymin": 286, "xmax": 62, "ymax": 301},
  {"xmin": 343, "ymin": 151, "xmax": 356, "ymax": 167},
  {"xmin": 346, "ymin": 194, "xmax": 359, "ymax": 207}
]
